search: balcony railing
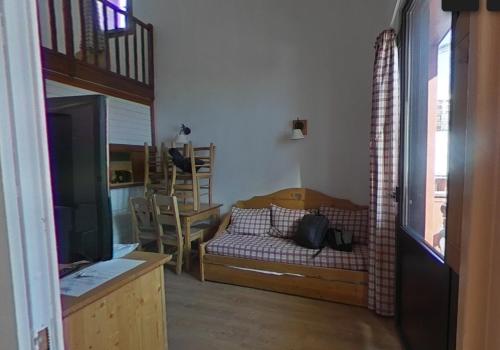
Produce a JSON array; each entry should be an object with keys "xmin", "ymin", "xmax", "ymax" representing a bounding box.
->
[{"xmin": 39, "ymin": 0, "xmax": 154, "ymax": 102}]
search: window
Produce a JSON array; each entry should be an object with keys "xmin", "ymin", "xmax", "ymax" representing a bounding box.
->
[
  {"xmin": 97, "ymin": 0, "xmax": 132, "ymax": 31},
  {"xmin": 402, "ymin": 0, "xmax": 452, "ymax": 256}
]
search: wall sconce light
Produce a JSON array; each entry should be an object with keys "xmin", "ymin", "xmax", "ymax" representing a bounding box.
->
[
  {"xmin": 175, "ymin": 124, "xmax": 191, "ymax": 144},
  {"xmin": 290, "ymin": 118, "xmax": 307, "ymax": 140}
]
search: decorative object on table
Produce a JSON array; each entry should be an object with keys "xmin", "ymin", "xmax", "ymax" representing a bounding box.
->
[
  {"xmin": 290, "ymin": 118, "xmax": 307, "ymax": 140},
  {"xmin": 175, "ymin": 124, "xmax": 191, "ymax": 144}
]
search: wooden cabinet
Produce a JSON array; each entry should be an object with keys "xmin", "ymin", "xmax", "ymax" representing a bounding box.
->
[
  {"xmin": 109, "ymin": 144, "xmax": 154, "ymax": 189},
  {"xmin": 62, "ymin": 252, "xmax": 170, "ymax": 350}
]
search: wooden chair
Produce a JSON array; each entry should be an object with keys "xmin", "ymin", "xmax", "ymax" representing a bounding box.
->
[
  {"xmin": 192, "ymin": 144, "xmax": 216, "ymax": 204},
  {"xmin": 144, "ymin": 142, "xmax": 168, "ymax": 197},
  {"xmin": 129, "ymin": 197, "xmax": 161, "ymax": 252},
  {"xmin": 165, "ymin": 143, "xmax": 191, "ymax": 205},
  {"xmin": 166, "ymin": 142, "xmax": 215, "ymax": 211},
  {"xmin": 152, "ymin": 194, "xmax": 212, "ymax": 274}
]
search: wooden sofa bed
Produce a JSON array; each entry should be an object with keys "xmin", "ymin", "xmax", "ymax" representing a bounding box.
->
[{"xmin": 199, "ymin": 188, "xmax": 369, "ymax": 307}]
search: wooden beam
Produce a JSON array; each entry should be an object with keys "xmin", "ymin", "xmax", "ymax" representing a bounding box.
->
[
  {"xmin": 41, "ymin": 49, "xmax": 71, "ymax": 75},
  {"xmin": 48, "ymin": 0, "xmax": 58, "ymax": 52},
  {"xmin": 124, "ymin": 17, "xmax": 130, "ymax": 78},
  {"xmin": 150, "ymin": 101, "xmax": 156, "ymax": 144},
  {"xmin": 141, "ymin": 26, "xmax": 146, "ymax": 83},
  {"xmin": 114, "ymin": 9, "xmax": 120, "ymax": 74},
  {"xmin": 43, "ymin": 68, "xmax": 153, "ymax": 105},
  {"xmin": 91, "ymin": 0, "xmax": 99, "ymax": 66},
  {"xmin": 133, "ymin": 24, "xmax": 138, "ymax": 80},
  {"xmin": 102, "ymin": 0, "xmax": 110, "ymax": 70},
  {"xmin": 147, "ymin": 23, "xmax": 154, "ymax": 87}
]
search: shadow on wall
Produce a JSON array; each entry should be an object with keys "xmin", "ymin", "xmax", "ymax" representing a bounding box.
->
[{"xmin": 162, "ymin": 124, "xmax": 369, "ymax": 213}]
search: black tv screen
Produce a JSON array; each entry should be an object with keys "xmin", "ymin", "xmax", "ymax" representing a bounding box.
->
[{"xmin": 46, "ymin": 95, "xmax": 112, "ymax": 264}]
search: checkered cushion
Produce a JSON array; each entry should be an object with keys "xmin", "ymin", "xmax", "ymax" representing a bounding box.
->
[
  {"xmin": 227, "ymin": 207, "xmax": 271, "ymax": 236},
  {"xmin": 319, "ymin": 207, "xmax": 369, "ymax": 244},
  {"xmin": 270, "ymin": 204, "xmax": 309, "ymax": 238},
  {"xmin": 206, "ymin": 232, "xmax": 368, "ymax": 271}
]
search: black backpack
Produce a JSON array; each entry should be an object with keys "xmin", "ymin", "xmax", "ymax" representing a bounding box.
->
[
  {"xmin": 326, "ymin": 227, "xmax": 353, "ymax": 252},
  {"xmin": 168, "ymin": 148, "xmax": 204, "ymax": 173},
  {"xmin": 294, "ymin": 214, "xmax": 329, "ymax": 249},
  {"xmin": 295, "ymin": 215, "xmax": 354, "ymax": 257}
]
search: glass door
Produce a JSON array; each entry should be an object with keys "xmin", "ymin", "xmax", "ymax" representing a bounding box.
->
[
  {"xmin": 402, "ymin": 0, "xmax": 451, "ymax": 257},
  {"xmin": 397, "ymin": 1, "xmax": 459, "ymax": 350}
]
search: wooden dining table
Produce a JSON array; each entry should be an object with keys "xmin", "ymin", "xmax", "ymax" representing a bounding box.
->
[{"xmin": 160, "ymin": 203, "xmax": 222, "ymax": 271}]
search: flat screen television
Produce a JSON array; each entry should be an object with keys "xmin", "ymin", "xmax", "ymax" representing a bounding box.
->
[{"xmin": 46, "ymin": 95, "xmax": 112, "ymax": 264}]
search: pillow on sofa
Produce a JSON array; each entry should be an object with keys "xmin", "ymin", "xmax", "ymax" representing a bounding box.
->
[
  {"xmin": 228, "ymin": 207, "xmax": 271, "ymax": 236},
  {"xmin": 319, "ymin": 206, "xmax": 369, "ymax": 244},
  {"xmin": 270, "ymin": 204, "xmax": 309, "ymax": 238}
]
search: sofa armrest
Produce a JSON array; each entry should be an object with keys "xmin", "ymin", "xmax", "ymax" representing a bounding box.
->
[
  {"xmin": 199, "ymin": 212, "xmax": 231, "ymax": 282},
  {"xmin": 213, "ymin": 212, "xmax": 231, "ymax": 239}
]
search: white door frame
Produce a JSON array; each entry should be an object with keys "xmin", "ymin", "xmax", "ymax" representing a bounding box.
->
[{"xmin": 0, "ymin": 0, "xmax": 64, "ymax": 348}]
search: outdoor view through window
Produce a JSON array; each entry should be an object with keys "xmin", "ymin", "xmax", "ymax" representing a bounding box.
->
[
  {"xmin": 98, "ymin": 0, "xmax": 130, "ymax": 30},
  {"xmin": 403, "ymin": 0, "xmax": 451, "ymax": 257}
]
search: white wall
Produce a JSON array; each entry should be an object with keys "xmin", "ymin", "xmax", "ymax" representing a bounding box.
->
[
  {"xmin": 135, "ymin": 0, "xmax": 395, "ymax": 208},
  {"xmin": 110, "ymin": 186, "xmax": 144, "ymax": 243},
  {"xmin": 45, "ymin": 80, "xmax": 152, "ymax": 145}
]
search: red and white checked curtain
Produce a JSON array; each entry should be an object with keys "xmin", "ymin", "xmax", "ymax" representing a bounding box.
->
[
  {"xmin": 368, "ymin": 29, "xmax": 399, "ymax": 317},
  {"xmin": 82, "ymin": 0, "xmax": 105, "ymax": 52}
]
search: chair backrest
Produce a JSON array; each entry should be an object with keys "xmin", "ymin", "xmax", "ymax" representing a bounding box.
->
[
  {"xmin": 144, "ymin": 142, "xmax": 167, "ymax": 196},
  {"xmin": 167, "ymin": 142, "xmax": 196, "ymax": 185},
  {"xmin": 129, "ymin": 197, "xmax": 156, "ymax": 245},
  {"xmin": 130, "ymin": 197, "xmax": 154, "ymax": 228},
  {"xmin": 152, "ymin": 194, "xmax": 183, "ymax": 242},
  {"xmin": 191, "ymin": 143, "xmax": 215, "ymax": 175}
]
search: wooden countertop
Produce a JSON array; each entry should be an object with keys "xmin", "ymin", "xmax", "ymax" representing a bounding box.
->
[{"xmin": 61, "ymin": 252, "xmax": 171, "ymax": 318}]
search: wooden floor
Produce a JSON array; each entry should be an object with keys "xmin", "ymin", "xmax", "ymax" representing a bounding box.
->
[{"xmin": 164, "ymin": 265, "xmax": 402, "ymax": 350}]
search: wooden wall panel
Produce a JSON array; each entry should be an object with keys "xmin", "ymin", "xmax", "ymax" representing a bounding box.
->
[{"xmin": 457, "ymin": 3, "xmax": 500, "ymax": 349}]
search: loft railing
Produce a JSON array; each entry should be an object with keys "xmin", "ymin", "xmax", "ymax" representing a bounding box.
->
[{"xmin": 39, "ymin": 0, "xmax": 154, "ymax": 101}]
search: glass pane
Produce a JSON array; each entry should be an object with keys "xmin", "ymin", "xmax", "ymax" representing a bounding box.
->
[
  {"xmin": 98, "ymin": 0, "xmax": 129, "ymax": 31},
  {"xmin": 403, "ymin": 0, "xmax": 451, "ymax": 256}
]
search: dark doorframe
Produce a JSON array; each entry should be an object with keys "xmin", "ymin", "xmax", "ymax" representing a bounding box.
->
[{"xmin": 396, "ymin": 2, "xmax": 460, "ymax": 349}]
